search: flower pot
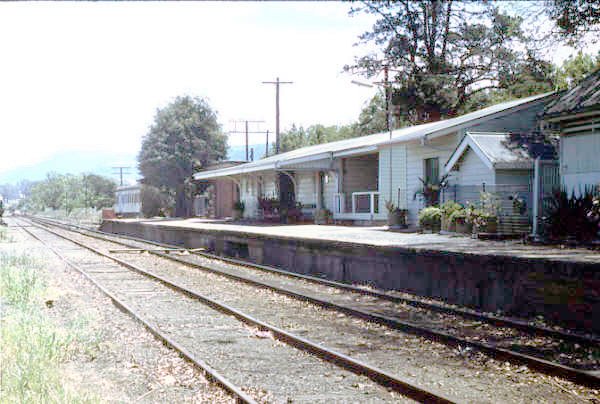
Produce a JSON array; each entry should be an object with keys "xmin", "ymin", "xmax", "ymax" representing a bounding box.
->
[
  {"xmin": 388, "ymin": 210, "xmax": 407, "ymax": 228},
  {"xmin": 233, "ymin": 209, "xmax": 243, "ymax": 220},
  {"xmin": 455, "ymin": 219, "xmax": 471, "ymax": 234},
  {"xmin": 441, "ymin": 214, "xmax": 456, "ymax": 232},
  {"xmin": 474, "ymin": 217, "xmax": 498, "ymax": 234}
]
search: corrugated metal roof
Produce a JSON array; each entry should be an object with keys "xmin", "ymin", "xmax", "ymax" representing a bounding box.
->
[
  {"xmin": 544, "ymin": 69, "xmax": 600, "ymax": 117},
  {"xmin": 195, "ymin": 92, "xmax": 552, "ymax": 180},
  {"xmin": 446, "ymin": 131, "xmax": 557, "ymax": 173},
  {"xmin": 470, "ymin": 133, "xmax": 532, "ymax": 168}
]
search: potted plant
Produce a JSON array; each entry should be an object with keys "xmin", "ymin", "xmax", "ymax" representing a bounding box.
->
[
  {"xmin": 314, "ymin": 208, "xmax": 332, "ymax": 225},
  {"xmin": 385, "ymin": 201, "xmax": 408, "ymax": 229},
  {"xmin": 418, "ymin": 206, "xmax": 442, "ymax": 233},
  {"xmin": 413, "ymin": 173, "xmax": 450, "ymax": 207},
  {"xmin": 467, "ymin": 208, "xmax": 498, "ymax": 234},
  {"xmin": 449, "ymin": 208, "xmax": 470, "ymax": 234},
  {"xmin": 439, "ymin": 201, "xmax": 462, "ymax": 232},
  {"xmin": 233, "ymin": 200, "xmax": 245, "ymax": 220}
]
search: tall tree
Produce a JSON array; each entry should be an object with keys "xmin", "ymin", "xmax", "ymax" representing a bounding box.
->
[
  {"xmin": 347, "ymin": 1, "xmax": 544, "ymax": 122},
  {"xmin": 553, "ymin": 51, "xmax": 600, "ymax": 90},
  {"xmin": 546, "ymin": 0, "xmax": 600, "ymax": 45},
  {"xmin": 138, "ymin": 96, "xmax": 226, "ymax": 217}
]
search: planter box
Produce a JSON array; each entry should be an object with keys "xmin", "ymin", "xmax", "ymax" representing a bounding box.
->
[{"xmin": 455, "ymin": 219, "xmax": 472, "ymax": 234}]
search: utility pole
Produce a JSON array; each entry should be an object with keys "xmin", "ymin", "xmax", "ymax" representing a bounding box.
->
[
  {"xmin": 229, "ymin": 120, "xmax": 265, "ymax": 161},
  {"xmin": 265, "ymin": 130, "xmax": 269, "ymax": 158},
  {"xmin": 262, "ymin": 77, "xmax": 293, "ymax": 154},
  {"xmin": 112, "ymin": 166, "xmax": 131, "ymax": 186}
]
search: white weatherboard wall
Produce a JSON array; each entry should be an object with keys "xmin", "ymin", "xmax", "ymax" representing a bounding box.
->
[
  {"xmin": 495, "ymin": 170, "xmax": 532, "ymax": 186},
  {"xmin": 451, "ymin": 147, "xmax": 495, "ymax": 186},
  {"xmin": 261, "ymin": 173, "xmax": 278, "ymax": 198},
  {"xmin": 323, "ymin": 171, "xmax": 337, "ymax": 211},
  {"xmin": 561, "ymin": 133, "xmax": 600, "ymax": 193},
  {"xmin": 241, "ymin": 175, "xmax": 267, "ymax": 218},
  {"xmin": 378, "ymin": 144, "xmax": 407, "ymax": 211},
  {"xmin": 296, "ymin": 172, "xmax": 316, "ymax": 206},
  {"xmin": 405, "ymin": 133, "xmax": 460, "ymax": 224}
]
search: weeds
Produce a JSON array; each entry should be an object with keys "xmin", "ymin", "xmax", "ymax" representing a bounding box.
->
[
  {"xmin": 0, "ymin": 226, "xmax": 14, "ymax": 243},
  {"xmin": 0, "ymin": 251, "xmax": 96, "ymax": 403}
]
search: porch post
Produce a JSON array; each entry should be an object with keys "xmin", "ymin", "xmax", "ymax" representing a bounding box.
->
[{"xmin": 531, "ymin": 157, "xmax": 540, "ymax": 240}]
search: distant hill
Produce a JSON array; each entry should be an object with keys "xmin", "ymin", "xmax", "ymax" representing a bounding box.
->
[
  {"xmin": 0, "ymin": 150, "xmax": 139, "ymax": 185},
  {"xmin": 227, "ymin": 143, "xmax": 270, "ymax": 162},
  {"xmin": 0, "ymin": 143, "xmax": 271, "ymax": 186}
]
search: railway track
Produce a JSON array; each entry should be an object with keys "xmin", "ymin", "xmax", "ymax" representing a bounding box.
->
[
  {"xmin": 16, "ymin": 217, "xmax": 453, "ymax": 403},
  {"xmin": 29, "ymin": 216, "xmax": 600, "ymax": 391}
]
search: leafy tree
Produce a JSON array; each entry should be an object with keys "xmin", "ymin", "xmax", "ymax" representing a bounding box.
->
[
  {"xmin": 353, "ymin": 92, "xmax": 390, "ymax": 135},
  {"xmin": 546, "ymin": 0, "xmax": 600, "ymax": 45},
  {"xmin": 140, "ymin": 185, "xmax": 172, "ymax": 218},
  {"xmin": 81, "ymin": 174, "xmax": 117, "ymax": 209},
  {"xmin": 138, "ymin": 96, "xmax": 227, "ymax": 217},
  {"xmin": 26, "ymin": 173, "xmax": 115, "ymax": 213},
  {"xmin": 553, "ymin": 51, "xmax": 600, "ymax": 90},
  {"xmin": 347, "ymin": 1, "xmax": 546, "ymax": 122}
]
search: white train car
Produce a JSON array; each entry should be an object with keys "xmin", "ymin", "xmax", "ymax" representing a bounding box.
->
[{"xmin": 114, "ymin": 185, "xmax": 141, "ymax": 217}]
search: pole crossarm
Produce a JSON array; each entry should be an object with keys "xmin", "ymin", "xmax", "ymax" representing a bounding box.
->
[{"xmin": 262, "ymin": 77, "xmax": 293, "ymax": 155}]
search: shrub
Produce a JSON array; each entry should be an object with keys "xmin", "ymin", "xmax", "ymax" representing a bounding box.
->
[
  {"xmin": 439, "ymin": 201, "xmax": 462, "ymax": 217},
  {"xmin": 448, "ymin": 208, "xmax": 467, "ymax": 223},
  {"xmin": 140, "ymin": 185, "xmax": 171, "ymax": 218},
  {"xmin": 418, "ymin": 206, "xmax": 442, "ymax": 229},
  {"xmin": 543, "ymin": 187, "xmax": 600, "ymax": 242}
]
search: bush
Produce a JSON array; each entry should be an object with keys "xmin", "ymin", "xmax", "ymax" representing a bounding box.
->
[
  {"xmin": 418, "ymin": 206, "xmax": 442, "ymax": 230},
  {"xmin": 140, "ymin": 185, "xmax": 171, "ymax": 218},
  {"xmin": 543, "ymin": 187, "xmax": 600, "ymax": 242},
  {"xmin": 448, "ymin": 208, "xmax": 467, "ymax": 223}
]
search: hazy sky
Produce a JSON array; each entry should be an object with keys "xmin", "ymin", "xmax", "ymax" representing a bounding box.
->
[
  {"xmin": 0, "ymin": 1, "xmax": 593, "ymax": 176},
  {"xmin": 0, "ymin": 2, "xmax": 379, "ymax": 174}
]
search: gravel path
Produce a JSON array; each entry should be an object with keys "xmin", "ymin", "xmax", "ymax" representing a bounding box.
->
[{"xmin": 42, "ymin": 222, "xmax": 600, "ymax": 403}]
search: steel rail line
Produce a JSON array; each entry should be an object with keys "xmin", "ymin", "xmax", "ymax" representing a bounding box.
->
[
  {"xmin": 34, "ymin": 216, "xmax": 599, "ymax": 346},
  {"xmin": 13, "ymin": 219, "xmax": 257, "ymax": 404},
  {"xmin": 22, "ymin": 217, "xmax": 455, "ymax": 404},
  {"xmin": 30, "ymin": 216, "xmax": 600, "ymax": 389}
]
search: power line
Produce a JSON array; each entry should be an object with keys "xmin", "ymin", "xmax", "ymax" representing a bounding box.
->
[
  {"xmin": 229, "ymin": 120, "xmax": 266, "ymax": 161},
  {"xmin": 112, "ymin": 166, "xmax": 131, "ymax": 186},
  {"xmin": 262, "ymin": 77, "xmax": 293, "ymax": 154}
]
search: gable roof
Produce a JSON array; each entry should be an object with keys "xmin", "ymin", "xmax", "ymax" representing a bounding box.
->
[
  {"xmin": 445, "ymin": 131, "xmax": 557, "ymax": 173},
  {"xmin": 544, "ymin": 69, "xmax": 600, "ymax": 119},
  {"xmin": 195, "ymin": 92, "xmax": 553, "ymax": 180}
]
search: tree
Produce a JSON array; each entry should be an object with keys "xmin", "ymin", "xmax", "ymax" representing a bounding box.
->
[
  {"xmin": 347, "ymin": 1, "xmax": 546, "ymax": 122},
  {"xmin": 26, "ymin": 173, "xmax": 116, "ymax": 213},
  {"xmin": 138, "ymin": 96, "xmax": 227, "ymax": 217},
  {"xmin": 553, "ymin": 51, "xmax": 600, "ymax": 90},
  {"xmin": 546, "ymin": 0, "xmax": 600, "ymax": 45}
]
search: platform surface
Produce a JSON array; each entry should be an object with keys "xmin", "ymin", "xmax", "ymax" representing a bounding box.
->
[{"xmin": 109, "ymin": 218, "xmax": 600, "ymax": 264}]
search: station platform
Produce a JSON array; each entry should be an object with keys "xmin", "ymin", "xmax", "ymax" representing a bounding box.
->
[{"xmin": 101, "ymin": 218, "xmax": 600, "ymax": 332}]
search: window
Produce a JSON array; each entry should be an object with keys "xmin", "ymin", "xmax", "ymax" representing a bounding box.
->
[
  {"xmin": 424, "ymin": 157, "xmax": 440, "ymax": 206},
  {"xmin": 424, "ymin": 157, "xmax": 439, "ymax": 185}
]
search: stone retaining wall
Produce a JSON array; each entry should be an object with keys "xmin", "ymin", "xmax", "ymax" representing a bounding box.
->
[{"xmin": 100, "ymin": 220, "xmax": 600, "ymax": 332}]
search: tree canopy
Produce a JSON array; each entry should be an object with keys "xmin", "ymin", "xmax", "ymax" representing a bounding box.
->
[
  {"xmin": 347, "ymin": 1, "xmax": 563, "ymax": 123},
  {"xmin": 27, "ymin": 173, "xmax": 116, "ymax": 214},
  {"xmin": 138, "ymin": 96, "xmax": 226, "ymax": 217},
  {"xmin": 546, "ymin": 0, "xmax": 600, "ymax": 45}
]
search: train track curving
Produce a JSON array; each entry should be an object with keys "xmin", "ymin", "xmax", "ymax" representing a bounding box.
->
[
  {"xmin": 16, "ymin": 216, "xmax": 455, "ymax": 403},
  {"xmin": 28, "ymin": 216, "xmax": 600, "ymax": 391}
]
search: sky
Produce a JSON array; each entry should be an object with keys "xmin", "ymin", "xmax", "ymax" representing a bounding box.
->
[
  {"xmin": 0, "ymin": 1, "xmax": 595, "ymax": 179},
  {"xmin": 0, "ymin": 2, "xmax": 379, "ymax": 175}
]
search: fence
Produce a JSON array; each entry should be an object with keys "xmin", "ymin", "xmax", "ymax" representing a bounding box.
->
[{"xmin": 441, "ymin": 183, "xmax": 533, "ymax": 234}]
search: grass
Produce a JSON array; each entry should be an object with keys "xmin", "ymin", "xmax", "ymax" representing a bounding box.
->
[
  {"xmin": 0, "ymin": 226, "xmax": 14, "ymax": 243},
  {"xmin": 0, "ymin": 251, "xmax": 97, "ymax": 403}
]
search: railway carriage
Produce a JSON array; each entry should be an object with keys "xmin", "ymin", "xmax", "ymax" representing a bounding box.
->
[{"xmin": 114, "ymin": 184, "xmax": 141, "ymax": 217}]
